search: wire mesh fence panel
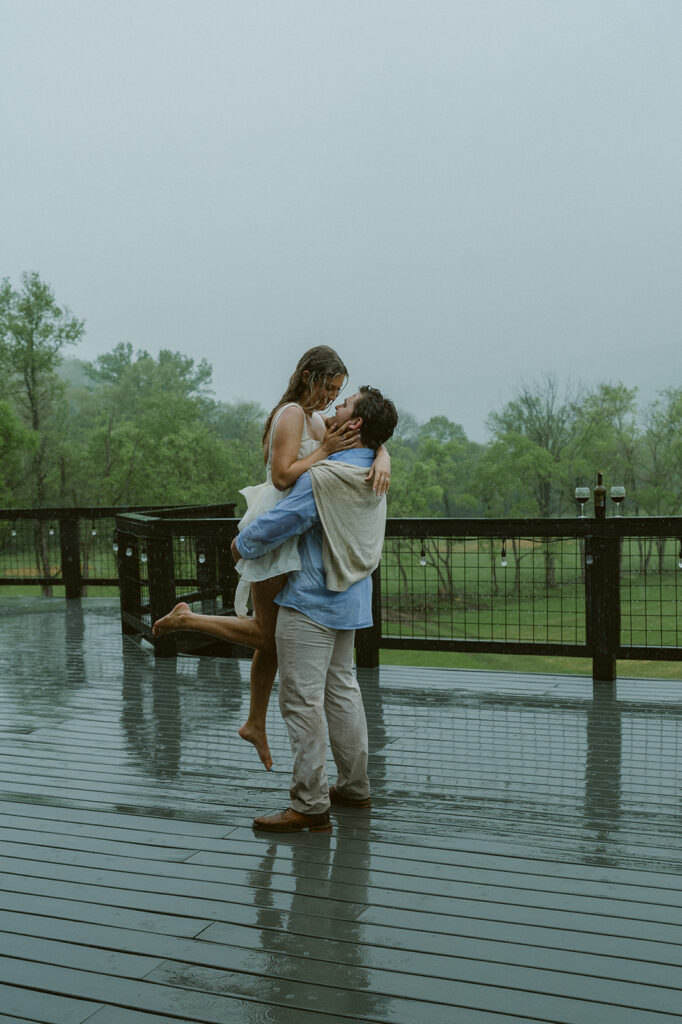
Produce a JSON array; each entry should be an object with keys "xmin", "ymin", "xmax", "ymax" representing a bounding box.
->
[
  {"xmin": 114, "ymin": 508, "xmax": 239, "ymax": 654},
  {"xmin": 0, "ymin": 518, "xmax": 62, "ymax": 582},
  {"xmin": 381, "ymin": 534, "xmax": 586, "ymax": 646},
  {"xmin": 0, "ymin": 519, "xmax": 34, "ymax": 581},
  {"xmin": 171, "ymin": 535, "xmax": 222, "ymax": 610},
  {"xmin": 79, "ymin": 516, "xmax": 118, "ymax": 583},
  {"xmin": 620, "ymin": 536, "xmax": 682, "ymax": 649},
  {"xmin": 173, "ymin": 533, "xmax": 196, "ymax": 592}
]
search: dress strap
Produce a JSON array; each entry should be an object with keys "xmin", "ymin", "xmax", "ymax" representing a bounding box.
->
[{"xmin": 268, "ymin": 402, "xmax": 304, "ymax": 458}]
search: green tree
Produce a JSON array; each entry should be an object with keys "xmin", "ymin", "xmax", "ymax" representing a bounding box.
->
[
  {"xmin": 571, "ymin": 383, "xmax": 641, "ymax": 509},
  {"xmin": 207, "ymin": 399, "xmax": 268, "ymax": 512},
  {"xmin": 71, "ymin": 344, "xmax": 218, "ymax": 505},
  {"xmin": 60, "ymin": 345, "xmax": 266, "ymax": 510},
  {"xmin": 485, "ymin": 376, "xmax": 591, "ymax": 589},
  {"xmin": 0, "ymin": 400, "xmax": 35, "ymax": 504},
  {"xmin": 487, "ymin": 375, "xmax": 586, "ymax": 518},
  {"xmin": 0, "ymin": 273, "xmax": 85, "ymax": 592},
  {"xmin": 0, "ymin": 272, "xmax": 84, "ymax": 506},
  {"xmin": 473, "ymin": 435, "xmax": 553, "ymax": 593},
  {"xmin": 640, "ymin": 388, "xmax": 682, "ymax": 516},
  {"xmin": 387, "ymin": 415, "xmax": 482, "ymax": 598},
  {"xmin": 388, "ymin": 417, "xmax": 480, "ymax": 518}
]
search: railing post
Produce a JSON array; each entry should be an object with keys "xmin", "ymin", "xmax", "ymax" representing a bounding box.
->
[
  {"xmin": 148, "ymin": 534, "xmax": 178, "ymax": 658},
  {"xmin": 218, "ymin": 521, "xmax": 240, "ymax": 613},
  {"xmin": 117, "ymin": 533, "xmax": 142, "ymax": 637},
  {"xmin": 356, "ymin": 565, "xmax": 381, "ymax": 669},
  {"xmin": 59, "ymin": 517, "xmax": 83, "ymax": 599},
  {"xmin": 585, "ymin": 530, "xmax": 620, "ymax": 687}
]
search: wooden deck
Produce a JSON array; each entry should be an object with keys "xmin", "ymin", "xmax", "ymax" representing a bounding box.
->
[{"xmin": 1, "ymin": 597, "xmax": 682, "ymax": 1023}]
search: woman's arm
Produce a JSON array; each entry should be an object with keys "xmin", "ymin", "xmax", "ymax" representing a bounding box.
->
[
  {"xmin": 269, "ymin": 406, "xmax": 357, "ymax": 491},
  {"xmin": 365, "ymin": 443, "xmax": 391, "ymax": 497}
]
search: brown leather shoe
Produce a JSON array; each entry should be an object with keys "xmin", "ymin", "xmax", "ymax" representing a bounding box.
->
[
  {"xmin": 252, "ymin": 807, "xmax": 332, "ymax": 833},
  {"xmin": 329, "ymin": 786, "xmax": 371, "ymax": 809}
]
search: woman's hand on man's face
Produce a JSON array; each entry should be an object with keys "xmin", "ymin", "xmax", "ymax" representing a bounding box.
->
[{"xmin": 321, "ymin": 418, "xmax": 359, "ymax": 456}]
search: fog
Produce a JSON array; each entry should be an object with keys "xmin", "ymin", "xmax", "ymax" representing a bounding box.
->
[{"xmin": 2, "ymin": 0, "xmax": 680, "ymax": 438}]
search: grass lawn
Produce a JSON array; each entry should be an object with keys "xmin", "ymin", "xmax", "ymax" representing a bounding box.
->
[{"xmin": 380, "ymin": 648, "xmax": 682, "ymax": 679}]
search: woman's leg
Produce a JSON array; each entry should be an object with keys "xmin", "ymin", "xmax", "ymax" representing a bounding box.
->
[
  {"xmin": 237, "ymin": 576, "xmax": 286, "ymax": 772},
  {"xmin": 152, "ymin": 574, "xmax": 285, "ymax": 652},
  {"xmin": 152, "ymin": 576, "xmax": 286, "ymax": 771}
]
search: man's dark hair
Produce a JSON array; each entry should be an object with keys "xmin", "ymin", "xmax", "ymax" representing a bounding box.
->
[{"xmin": 354, "ymin": 385, "xmax": 398, "ymax": 449}]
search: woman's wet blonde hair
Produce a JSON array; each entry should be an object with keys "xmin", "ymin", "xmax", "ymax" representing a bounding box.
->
[{"xmin": 262, "ymin": 345, "xmax": 348, "ymax": 443}]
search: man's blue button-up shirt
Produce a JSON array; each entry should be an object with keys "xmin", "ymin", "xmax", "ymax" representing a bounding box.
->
[{"xmin": 234, "ymin": 448, "xmax": 375, "ymax": 631}]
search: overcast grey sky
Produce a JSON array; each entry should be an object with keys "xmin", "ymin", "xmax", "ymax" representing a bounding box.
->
[{"xmin": 2, "ymin": 0, "xmax": 680, "ymax": 439}]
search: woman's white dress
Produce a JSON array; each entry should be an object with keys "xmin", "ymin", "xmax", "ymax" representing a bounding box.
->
[{"xmin": 234, "ymin": 403, "xmax": 321, "ymax": 616}]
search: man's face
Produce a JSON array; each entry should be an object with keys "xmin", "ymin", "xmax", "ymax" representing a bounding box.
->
[{"xmin": 333, "ymin": 392, "xmax": 359, "ymax": 428}]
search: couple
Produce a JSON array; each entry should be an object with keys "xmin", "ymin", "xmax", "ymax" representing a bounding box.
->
[{"xmin": 154, "ymin": 346, "xmax": 398, "ymax": 833}]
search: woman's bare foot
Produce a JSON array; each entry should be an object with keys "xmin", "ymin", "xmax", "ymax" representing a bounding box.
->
[
  {"xmin": 152, "ymin": 602, "xmax": 192, "ymax": 637},
  {"xmin": 239, "ymin": 721, "xmax": 273, "ymax": 772}
]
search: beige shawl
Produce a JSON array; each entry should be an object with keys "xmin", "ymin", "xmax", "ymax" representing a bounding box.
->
[{"xmin": 309, "ymin": 460, "xmax": 387, "ymax": 592}]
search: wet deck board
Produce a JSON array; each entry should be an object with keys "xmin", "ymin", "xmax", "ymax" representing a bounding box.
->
[{"xmin": 1, "ymin": 598, "xmax": 682, "ymax": 1022}]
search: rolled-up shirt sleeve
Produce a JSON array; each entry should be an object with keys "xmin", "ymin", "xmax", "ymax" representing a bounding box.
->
[{"xmin": 235, "ymin": 472, "xmax": 319, "ymax": 560}]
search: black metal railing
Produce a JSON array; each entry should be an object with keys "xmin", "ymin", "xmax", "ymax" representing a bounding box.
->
[
  {"xmin": 0, "ymin": 505, "xmax": 235, "ymax": 598},
  {"xmin": 3, "ymin": 505, "xmax": 680, "ymax": 683},
  {"xmin": 114, "ymin": 509, "xmax": 682, "ymax": 682},
  {"xmin": 361, "ymin": 517, "xmax": 682, "ymax": 681},
  {"xmin": 115, "ymin": 507, "xmax": 240, "ymax": 657}
]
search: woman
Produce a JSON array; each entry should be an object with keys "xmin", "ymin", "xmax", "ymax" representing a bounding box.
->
[{"xmin": 153, "ymin": 346, "xmax": 390, "ymax": 771}]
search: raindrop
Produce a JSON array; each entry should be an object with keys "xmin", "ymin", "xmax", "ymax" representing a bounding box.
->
[
  {"xmin": 11, "ymin": 529, "xmax": 16, "ymax": 538},
  {"xmin": 198, "ymin": 552, "xmax": 206, "ymax": 564},
  {"xmin": 501, "ymin": 559, "xmax": 508, "ymax": 568},
  {"xmin": 112, "ymin": 542, "xmax": 119, "ymax": 553},
  {"xmin": 141, "ymin": 552, "xmax": 148, "ymax": 564},
  {"xmin": 48, "ymin": 527, "xmax": 55, "ymax": 536},
  {"xmin": 91, "ymin": 529, "xmax": 97, "ymax": 537},
  {"xmin": 586, "ymin": 553, "xmax": 594, "ymax": 566},
  {"xmin": 125, "ymin": 547, "xmax": 133, "ymax": 558},
  {"xmin": 179, "ymin": 536, "xmax": 185, "ymax": 543}
]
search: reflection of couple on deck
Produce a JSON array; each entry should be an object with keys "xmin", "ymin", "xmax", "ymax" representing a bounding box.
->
[{"xmin": 153, "ymin": 346, "xmax": 398, "ymax": 833}]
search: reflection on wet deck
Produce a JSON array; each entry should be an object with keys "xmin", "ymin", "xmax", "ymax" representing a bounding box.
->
[{"xmin": 1, "ymin": 597, "xmax": 682, "ymax": 1023}]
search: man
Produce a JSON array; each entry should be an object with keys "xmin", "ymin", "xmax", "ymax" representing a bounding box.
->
[{"xmin": 232, "ymin": 385, "xmax": 398, "ymax": 833}]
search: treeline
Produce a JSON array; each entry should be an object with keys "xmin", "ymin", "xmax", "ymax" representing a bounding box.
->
[
  {"xmin": 1, "ymin": 272, "xmax": 681, "ymax": 518},
  {"xmin": 391, "ymin": 378, "xmax": 682, "ymax": 518}
]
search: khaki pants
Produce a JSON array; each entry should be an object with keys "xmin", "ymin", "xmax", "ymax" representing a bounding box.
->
[{"xmin": 275, "ymin": 606, "xmax": 370, "ymax": 815}]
